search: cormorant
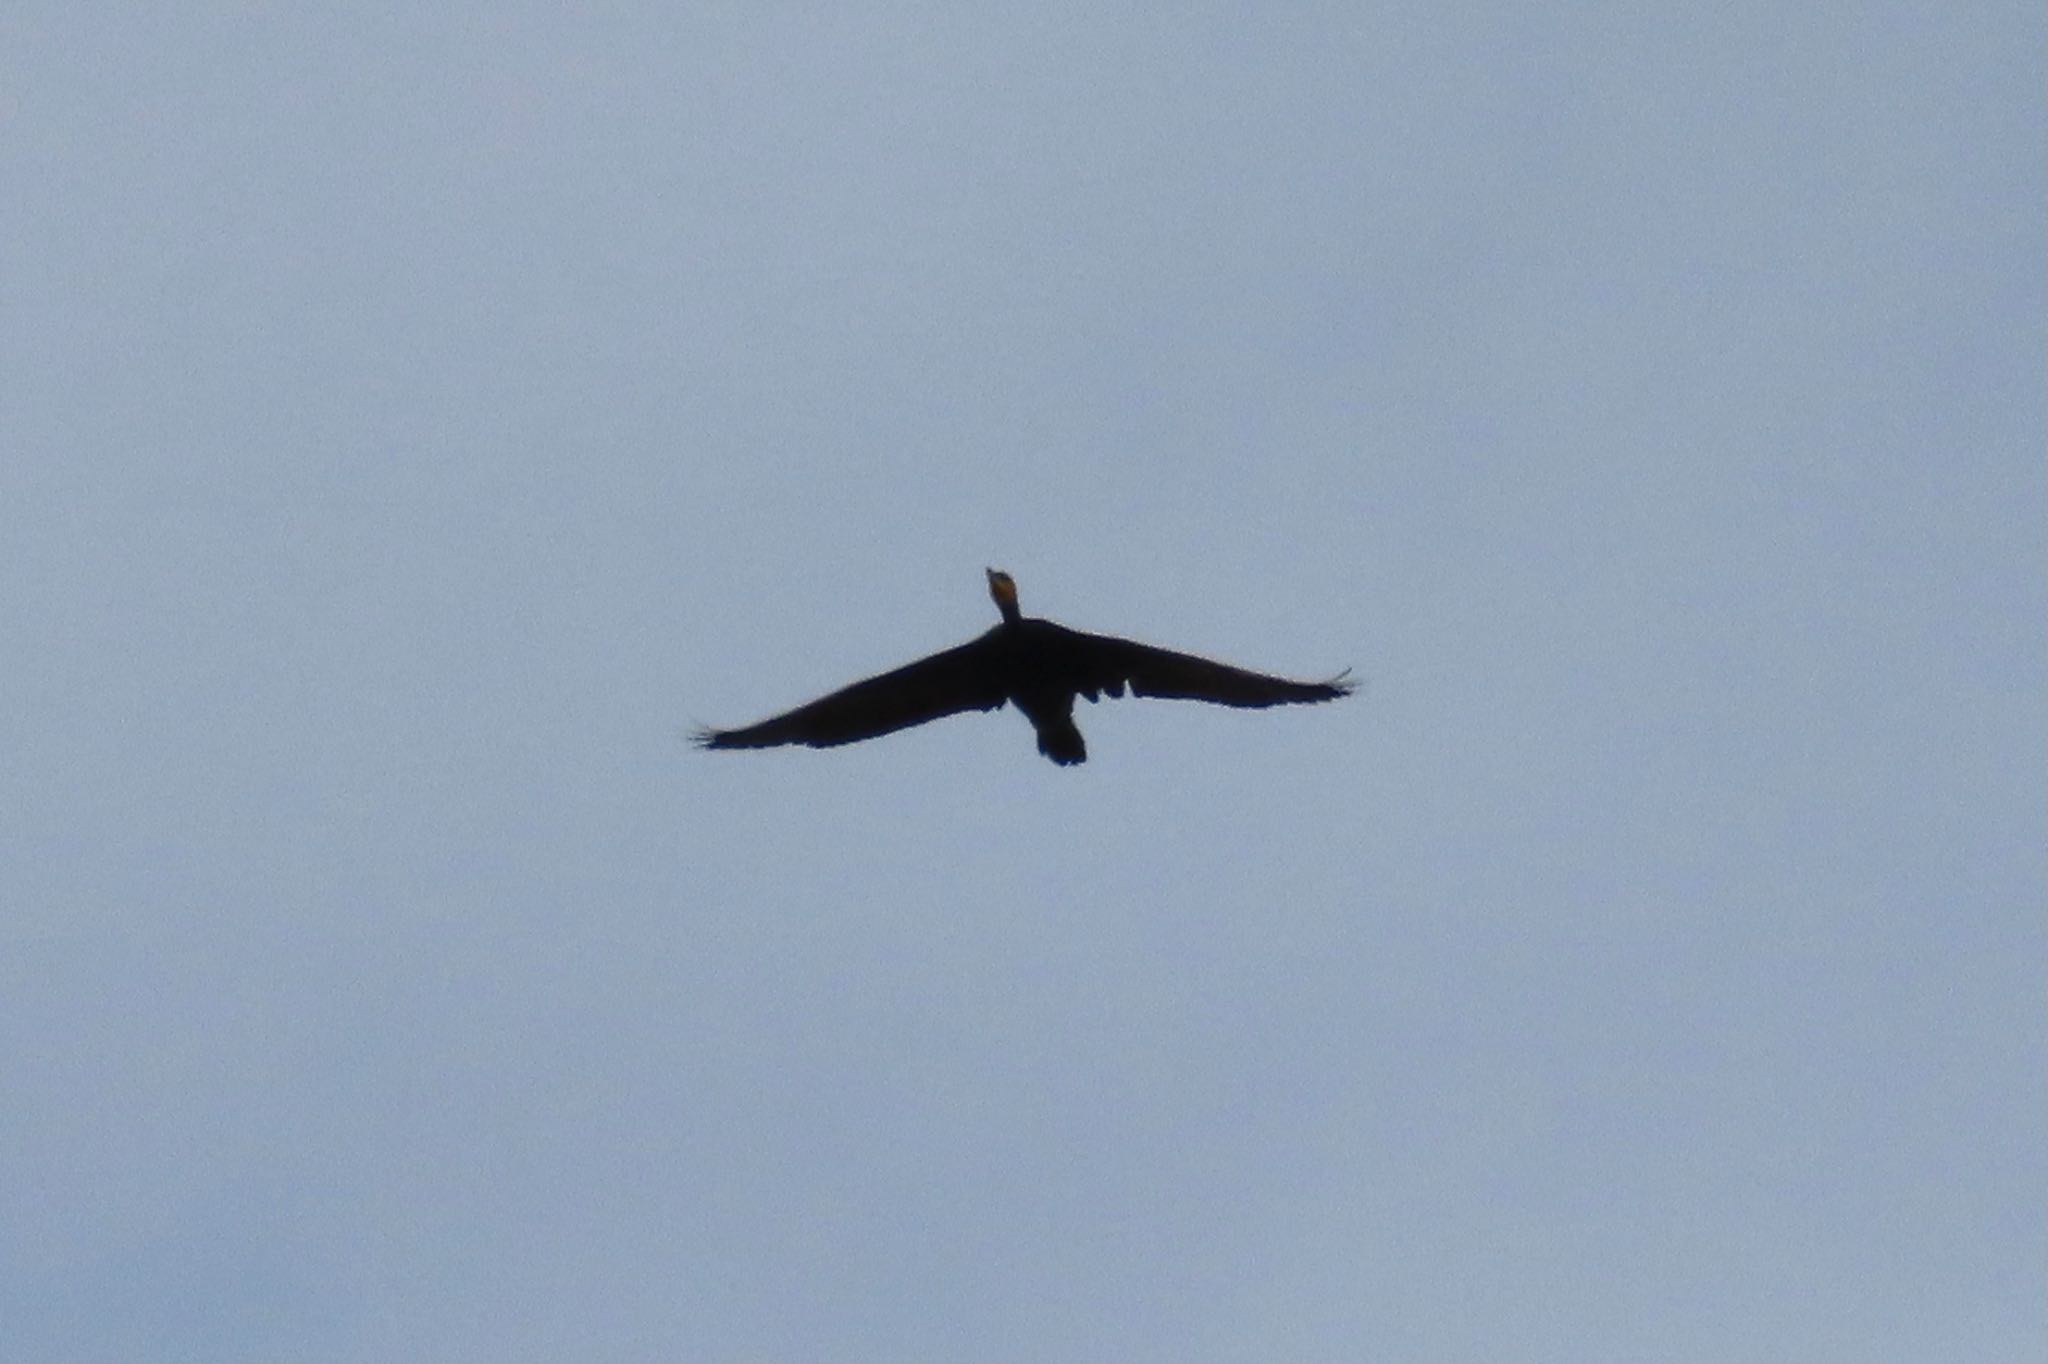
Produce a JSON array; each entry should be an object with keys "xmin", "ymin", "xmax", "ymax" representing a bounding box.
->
[{"xmin": 694, "ymin": 569, "xmax": 1354, "ymax": 766}]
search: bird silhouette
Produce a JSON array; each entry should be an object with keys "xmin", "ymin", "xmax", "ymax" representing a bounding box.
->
[{"xmin": 695, "ymin": 569, "xmax": 1355, "ymax": 766}]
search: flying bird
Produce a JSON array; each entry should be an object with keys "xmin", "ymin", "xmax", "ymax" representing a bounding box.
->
[{"xmin": 694, "ymin": 569, "xmax": 1354, "ymax": 766}]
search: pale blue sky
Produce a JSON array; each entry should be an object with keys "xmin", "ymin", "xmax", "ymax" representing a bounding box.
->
[{"xmin": 4, "ymin": 5, "xmax": 2043, "ymax": 1360}]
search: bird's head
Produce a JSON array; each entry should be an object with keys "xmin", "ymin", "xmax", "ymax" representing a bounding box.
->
[{"xmin": 985, "ymin": 567, "xmax": 1021, "ymax": 624}]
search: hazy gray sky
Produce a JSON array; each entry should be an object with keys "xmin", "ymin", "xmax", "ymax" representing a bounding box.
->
[{"xmin": 5, "ymin": 5, "xmax": 2043, "ymax": 1360}]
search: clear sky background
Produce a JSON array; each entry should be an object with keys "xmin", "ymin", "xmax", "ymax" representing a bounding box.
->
[{"xmin": 5, "ymin": 5, "xmax": 2043, "ymax": 1361}]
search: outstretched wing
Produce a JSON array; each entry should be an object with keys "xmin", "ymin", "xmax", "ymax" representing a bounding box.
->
[
  {"xmin": 694, "ymin": 639, "xmax": 1006, "ymax": 751},
  {"xmin": 1056, "ymin": 627, "xmax": 1355, "ymax": 708}
]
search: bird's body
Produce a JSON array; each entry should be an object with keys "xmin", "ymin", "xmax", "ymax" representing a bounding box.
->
[{"xmin": 694, "ymin": 569, "xmax": 1353, "ymax": 765}]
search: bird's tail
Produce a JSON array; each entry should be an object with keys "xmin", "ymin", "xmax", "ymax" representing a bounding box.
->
[{"xmin": 1035, "ymin": 715, "xmax": 1087, "ymax": 766}]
